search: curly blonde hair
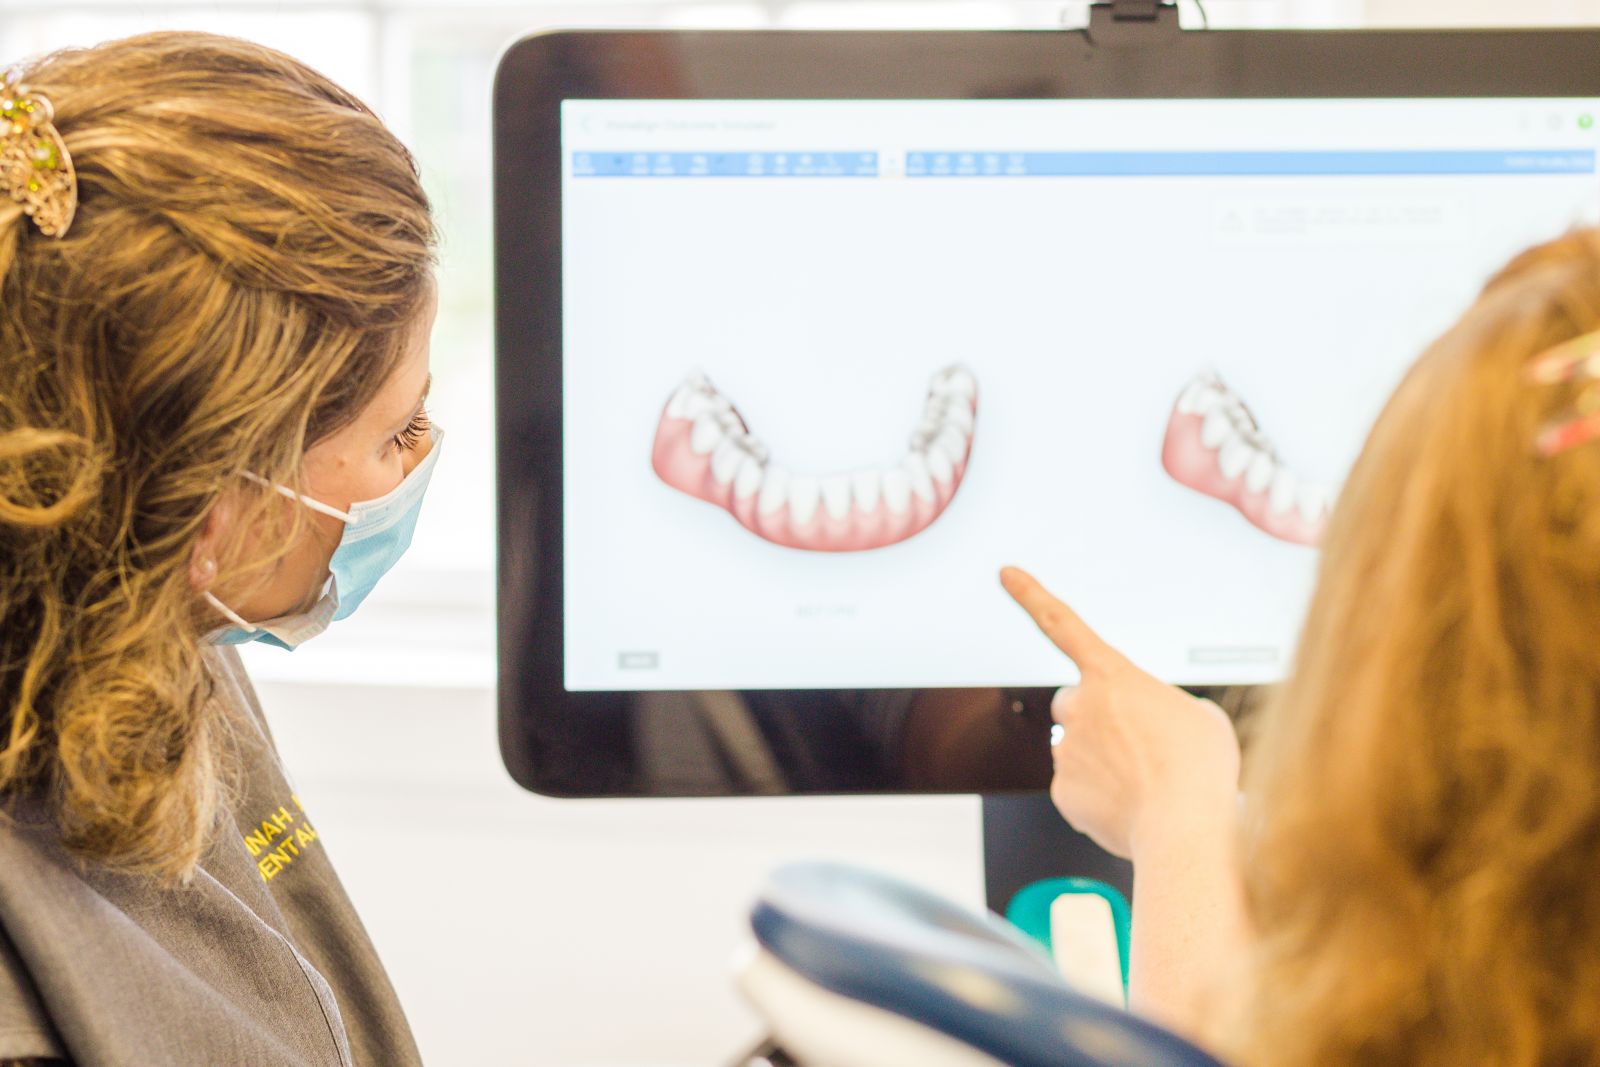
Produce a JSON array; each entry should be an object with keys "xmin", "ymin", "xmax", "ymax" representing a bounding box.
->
[
  {"xmin": 1237, "ymin": 228, "xmax": 1600, "ymax": 1065},
  {"xmin": 0, "ymin": 32, "xmax": 434, "ymax": 883}
]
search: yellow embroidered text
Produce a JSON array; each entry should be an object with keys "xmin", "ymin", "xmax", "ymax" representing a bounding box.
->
[{"xmin": 242, "ymin": 793, "xmax": 322, "ymax": 882}]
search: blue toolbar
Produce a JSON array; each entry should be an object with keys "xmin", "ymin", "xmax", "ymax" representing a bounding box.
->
[
  {"xmin": 570, "ymin": 148, "xmax": 1595, "ymax": 179},
  {"xmin": 904, "ymin": 149, "xmax": 1597, "ymax": 177},
  {"xmin": 572, "ymin": 151, "xmax": 878, "ymax": 178}
]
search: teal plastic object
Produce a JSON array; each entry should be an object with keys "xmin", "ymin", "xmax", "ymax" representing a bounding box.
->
[{"xmin": 1005, "ymin": 878, "xmax": 1132, "ymax": 998}]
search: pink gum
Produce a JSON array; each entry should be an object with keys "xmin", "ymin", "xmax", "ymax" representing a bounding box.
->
[
  {"xmin": 1161, "ymin": 410, "xmax": 1324, "ymax": 547},
  {"xmin": 651, "ymin": 411, "xmax": 971, "ymax": 552}
]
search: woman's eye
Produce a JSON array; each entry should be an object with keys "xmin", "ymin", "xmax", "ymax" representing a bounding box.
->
[{"xmin": 391, "ymin": 409, "xmax": 430, "ymax": 454}]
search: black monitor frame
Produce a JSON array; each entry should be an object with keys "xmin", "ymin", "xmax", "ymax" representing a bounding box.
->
[{"xmin": 494, "ymin": 21, "xmax": 1600, "ymax": 798}]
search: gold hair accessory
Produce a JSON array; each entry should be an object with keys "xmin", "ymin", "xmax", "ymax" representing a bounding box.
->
[
  {"xmin": 0, "ymin": 73, "xmax": 75, "ymax": 238},
  {"xmin": 1526, "ymin": 329, "xmax": 1600, "ymax": 456}
]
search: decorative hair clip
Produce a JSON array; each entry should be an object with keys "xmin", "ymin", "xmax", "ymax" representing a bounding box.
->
[
  {"xmin": 1527, "ymin": 329, "xmax": 1600, "ymax": 456},
  {"xmin": 1527, "ymin": 329, "xmax": 1600, "ymax": 385},
  {"xmin": 0, "ymin": 71, "xmax": 76, "ymax": 238}
]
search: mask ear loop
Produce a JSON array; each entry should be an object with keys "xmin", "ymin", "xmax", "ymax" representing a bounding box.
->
[
  {"xmin": 240, "ymin": 471, "xmax": 356, "ymax": 524},
  {"xmin": 202, "ymin": 590, "xmax": 259, "ymax": 633},
  {"xmin": 205, "ymin": 471, "xmax": 356, "ymax": 632}
]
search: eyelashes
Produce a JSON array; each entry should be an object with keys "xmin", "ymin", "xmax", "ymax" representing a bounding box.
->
[{"xmin": 392, "ymin": 408, "xmax": 430, "ymax": 454}]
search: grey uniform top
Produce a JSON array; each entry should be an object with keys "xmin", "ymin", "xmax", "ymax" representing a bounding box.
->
[{"xmin": 0, "ymin": 646, "xmax": 424, "ymax": 1067}]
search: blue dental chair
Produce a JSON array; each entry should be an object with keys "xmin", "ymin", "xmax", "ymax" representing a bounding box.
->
[{"xmin": 734, "ymin": 862, "xmax": 1227, "ymax": 1067}]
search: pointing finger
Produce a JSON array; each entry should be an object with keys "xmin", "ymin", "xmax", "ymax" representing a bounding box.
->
[{"xmin": 1000, "ymin": 566, "xmax": 1120, "ymax": 675}]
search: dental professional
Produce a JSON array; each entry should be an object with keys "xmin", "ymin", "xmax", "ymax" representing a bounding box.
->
[
  {"xmin": 0, "ymin": 33, "xmax": 437, "ymax": 1067},
  {"xmin": 1003, "ymin": 228, "xmax": 1600, "ymax": 1066}
]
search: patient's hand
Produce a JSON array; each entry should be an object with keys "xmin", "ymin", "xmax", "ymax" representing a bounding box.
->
[{"xmin": 999, "ymin": 566, "xmax": 1240, "ymax": 861}]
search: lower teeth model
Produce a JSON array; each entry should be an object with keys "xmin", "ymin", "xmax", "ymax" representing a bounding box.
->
[
  {"xmin": 651, "ymin": 366, "xmax": 978, "ymax": 552},
  {"xmin": 1161, "ymin": 370, "xmax": 1334, "ymax": 547}
]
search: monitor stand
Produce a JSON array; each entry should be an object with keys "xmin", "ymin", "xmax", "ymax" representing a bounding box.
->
[{"xmin": 982, "ymin": 793, "xmax": 1132, "ymax": 913}]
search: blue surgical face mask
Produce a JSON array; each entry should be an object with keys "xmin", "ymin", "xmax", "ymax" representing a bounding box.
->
[{"xmin": 205, "ymin": 427, "xmax": 444, "ymax": 649}]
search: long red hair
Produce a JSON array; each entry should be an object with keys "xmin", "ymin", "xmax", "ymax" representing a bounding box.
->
[{"xmin": 1237, "ymin": 228, "xmax": 1600, "ymax": 1065}]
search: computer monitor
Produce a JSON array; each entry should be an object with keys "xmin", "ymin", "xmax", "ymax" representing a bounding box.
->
[{"xmin": 494, "ymin": 22, "xmax": 1600, "ymax": 796}]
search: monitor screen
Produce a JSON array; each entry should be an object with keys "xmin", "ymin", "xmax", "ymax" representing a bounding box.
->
[{"xmin": 558, "ymin": 98, "xmax": 1600, "ymax": 693}]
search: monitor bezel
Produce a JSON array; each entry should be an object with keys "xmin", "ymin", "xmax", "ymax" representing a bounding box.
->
[{"xmin": 494, "ymin": 25, "xmax": 1600, "ymax": 798}]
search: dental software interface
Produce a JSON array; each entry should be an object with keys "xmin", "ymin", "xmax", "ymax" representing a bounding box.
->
[{"xmin": 561, "ymin": 99, "xmax": 1600, "ymax": 691}]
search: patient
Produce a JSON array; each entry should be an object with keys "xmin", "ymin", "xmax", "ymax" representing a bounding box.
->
[{"xmin": 1003, "ymin": 226, "xmax": 1600, "ymax": 1065}]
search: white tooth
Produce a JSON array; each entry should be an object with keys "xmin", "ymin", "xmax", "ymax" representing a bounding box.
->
[
  {"xmin": 666, "ymin": 386, "xmax": 694, "ymax": 420},
  {"xmin": 1297, "ymin": 483, "xmax": 1328, "ymax": 522},
  {"xmin": 934, "ymin": 426, "xmax": 969, "ymax": 465},
  {"xmin": 734, "ymin": 454, "xmax": 764, "ymax": 499},
  {"xmin": 901, "ymin": 452, "xmax": 936, "ymax": 503},
  {"xmin": 1174, "ymin": 381, "xmax": 1202, "ymax": 415},
  {"xmin": 923, "ymin": 445, "xmax": 953, "ymax": 486},
  {"xmin": 821, "ymin": 475, "xmax": 852, "ymax": 520},
  {"xmin": 692, "ymin": 395, "xmax": 724, "ymax": 421},
  {"xmin": 941, "ymin": 402, "xmax": 976, "ymax": 433},
  {"xmin": 850, "ymin": 468, "xmax": 882, "ymax": 512},
  {"xmin": 1244, "ymin": 449, "xmax": 1275, "ymax": 494},
  {"xmin": 684, "ymin": 382, "xmax": 732, "ymax": 419},
  {"xmin": 715, "ymin": 410, "xmax": 744, "ymax": 435},
  {"xmin": 667, "ymin": 373, "xmax": 711, "ymax": 417},
  {"xmin": 1269, "ymin": 469, "xmax": 1299, "ymax": 515},
  {"xmin": 1218, "ymin": 435, "xmax": 1254, "ymax": 480},
  {"xmin": 710, "ymin": 438, "xmax": 744, "ymax": 484},
  {"xmin": 931, "ymin": 366, "xmax": 978, "ymax": 399},
  {"xmin": 881, "ymin": 468, "xmax": 912, "ymax": 514},
  {"xmin": 1200, "ymin": 407, "xmax": 1232, "ymax": 449},
  {"xmin": 742, "ymin": 435, "xmax": 771, "ymax": 463},
  {"xmin": 668, "ymin": 388, "xmax": 707, "ymax": 421},
  {"xmin": 788, "ymin": 475, "xmax": 821, "ymax": 525},
  {"xmin": 690, "ymin": 414, "xmax": 723, "ymax": 455},
  {"xmin": 1177, "ymin": 374, "xmax": 1222, "ymax": 416},
  {"xmin": 757, "ymin": 465, "xmax": 791, "ymax": 517}
]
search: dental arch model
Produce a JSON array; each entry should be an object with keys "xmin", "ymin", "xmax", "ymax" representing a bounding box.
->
[
  {"xmin": 1161, "ymin": 370, "xmax": 1335, "ymax": 547},
  {"xmin": 651, "ymin": 366, "xmax": 978, "ymax": 551}
]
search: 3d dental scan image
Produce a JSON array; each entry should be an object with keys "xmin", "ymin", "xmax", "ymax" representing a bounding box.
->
[
  {"xmin": 651, "ymin": 365, "xmax": 978, "ymax": 551},
  {"xmin": 1161, "ymin": 370, "xmax": 1336, "ymax": 547}
]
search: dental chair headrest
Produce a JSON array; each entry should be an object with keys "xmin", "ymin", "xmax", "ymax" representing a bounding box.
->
[{"xmin": 745, "ymin": 862, "xmax": 1227, "ymax": 1067}]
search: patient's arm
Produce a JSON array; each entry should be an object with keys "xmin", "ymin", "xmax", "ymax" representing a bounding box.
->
[{"xmin": 1127, "ymin": 795, "xmax": 1249, "ymax": 1048}]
